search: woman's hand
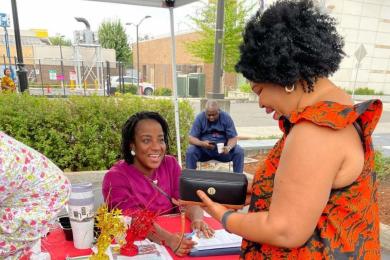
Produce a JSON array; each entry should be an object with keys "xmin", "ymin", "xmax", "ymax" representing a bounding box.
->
[
  {"xmin": 191, "ymin": 219, "xmax": 214, "ymax": 238},
  {"xmin": 196, "ymin": 190, "xmax": 229, "ymax": 221},
  {"xmin": 167, "ymin": 233, "xmax": 197, "ymax": 256}
]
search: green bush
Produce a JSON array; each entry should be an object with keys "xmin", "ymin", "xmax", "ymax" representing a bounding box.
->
[
  {"xmin": 239, "ymin": 83, "xmax": 251, "ymax": 93},
  {"xmin": 346, "ymin": 87, "xmax": 384, "ymax": 95},
  {"xmin": 375, "ymin": 150, "xmax": 390, "ymax": 180},
  {"xmin": 154, "ymin": 87, "xmax": 172, "ymax": 96},
  {"xmin": 0, "ymin": 93, "xmax": 194, "ymax": 171},
  {"xmin": 116, "ymin": 84, "xmax": 138, "ymax": 94}
]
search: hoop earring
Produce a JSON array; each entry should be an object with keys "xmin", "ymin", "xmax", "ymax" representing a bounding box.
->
[
  {"xmin": 285, "ymin": 84, "xmax": 295, "ymax": 93},
  {"xmin": 131, "ymin": 150, "xmax": 136, "ymax": 156}
]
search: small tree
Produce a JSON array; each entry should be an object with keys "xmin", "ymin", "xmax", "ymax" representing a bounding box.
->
[
  {"xmin": 49, "ymin": 36, "xmax": 72, "ymax": 46},
  {"xmin": 185, "ymin": 0, "xmax": 254, "ymax": 73},
  {"xmin": 98, "ymin": 20, "xmax": 132, "ymax": 66}
]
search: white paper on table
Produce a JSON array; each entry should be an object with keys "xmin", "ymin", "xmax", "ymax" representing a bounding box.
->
[
  {"xmin": 203, "ymin": 210, "xmax": 212, "ymax": 218},
  {"xmin": 91, "ymin": 244, "xmax": 114, "ymax": 260},
  {"xmin": 192, "ymin": 229, "xmax": 242, "ymax": 251}
]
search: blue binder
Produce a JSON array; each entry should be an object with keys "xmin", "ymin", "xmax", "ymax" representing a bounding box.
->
[{"xmin": 189, "ymin": 246, "xmax": 241, "ymax": 257}]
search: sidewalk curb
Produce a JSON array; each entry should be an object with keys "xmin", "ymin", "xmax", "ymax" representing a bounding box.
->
[{"xmin": 381, "ymin": 223, "xmax": 390, "ymax": 250}]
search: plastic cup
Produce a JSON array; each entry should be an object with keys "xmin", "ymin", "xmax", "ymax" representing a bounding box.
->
[
  {"xmin": 217, "ymin": 143, "xmax": 224, "ymax": 154},
  {"xmin": 70, "ymin": 219, "xmax": 94, "ymax": 249}
]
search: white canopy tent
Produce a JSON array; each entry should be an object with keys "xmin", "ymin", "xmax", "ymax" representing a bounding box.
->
[{"xmin": 85, "ymin": 0, "xmax": 200, "ymax": 166}]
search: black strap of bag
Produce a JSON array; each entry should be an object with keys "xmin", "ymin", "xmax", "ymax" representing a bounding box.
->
[{"xmin": 145, "ymin": 177, "xmax": 173, "ymax": 204}]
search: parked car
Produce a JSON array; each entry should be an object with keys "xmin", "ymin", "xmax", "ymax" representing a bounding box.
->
[{"xmin": 110, "ymin": 76, "xmax": 154, "ymax": 95}]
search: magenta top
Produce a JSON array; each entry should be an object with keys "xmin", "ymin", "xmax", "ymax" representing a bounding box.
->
[{"xmin": 102, "ymin": 155, "xmax": 181, "ymax": 215}]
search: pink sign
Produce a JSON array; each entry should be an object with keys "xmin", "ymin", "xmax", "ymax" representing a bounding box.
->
[{"xmin": 57, "ymin": 75, "xmax": 64, "ymax": 80}]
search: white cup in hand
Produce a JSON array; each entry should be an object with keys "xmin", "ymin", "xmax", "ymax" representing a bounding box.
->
[{"xmin": 217, "ymin": 143, "xmax": 224, "ymax": 154}]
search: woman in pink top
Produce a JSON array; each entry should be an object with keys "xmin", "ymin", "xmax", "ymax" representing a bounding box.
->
[{"xmin": 103, "ymin": 111, "xmax": 213, "ymax": 256}]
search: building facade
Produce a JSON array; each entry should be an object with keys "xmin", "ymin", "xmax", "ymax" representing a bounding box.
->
[
  {"xmin": 0, "ymin": 28, "xmax": 116, "ymax": 89},
  {"xmin": 134, "ymin": 31, "xmax": 237, "ymax": 95},
  {"xmin": 326, "ymin": 0, "xmax": 390, "ymax": 94}
]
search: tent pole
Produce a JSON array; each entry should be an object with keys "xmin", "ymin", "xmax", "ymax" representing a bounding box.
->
[{"xmin": 169, "ymin": 6, "xmax": 182, "ymax": 166}]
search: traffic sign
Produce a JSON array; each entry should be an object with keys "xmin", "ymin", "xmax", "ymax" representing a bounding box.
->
[
  {"xmin": 49, "ymin": 70, "xmax": 57, "ymax": 80},
  {"xmin": 0, "ymin": 13, "xmax": 10, "ymax": 28},
  {"xmin": 354, "ymin": 44, "xmax": 367, "ymax": 63}
]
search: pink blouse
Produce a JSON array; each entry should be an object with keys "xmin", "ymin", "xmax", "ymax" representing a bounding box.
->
[{"xmin": 102, "ymin": 155, "xmax": 181, "ymax": 215}]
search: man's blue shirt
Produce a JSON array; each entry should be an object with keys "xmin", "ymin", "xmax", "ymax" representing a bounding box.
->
[{"xmin": 189, "ymin": 110, "xmax": 238, "ymax": 144}]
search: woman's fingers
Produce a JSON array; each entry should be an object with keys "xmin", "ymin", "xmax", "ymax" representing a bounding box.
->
[
  {"xmin": 245, "ymin": 194, "xmax": 251, "ymax": 205},
  {"xmin": 175, "ymin": 238, "xmax": 196, "ymax": 256},
  {"xmin": 171, "ymin": 198, "xmax": 180, "ymax": 206},
  {"xmin": 196, "ymin": 190, "xmax": 214, "ymax": 206}
]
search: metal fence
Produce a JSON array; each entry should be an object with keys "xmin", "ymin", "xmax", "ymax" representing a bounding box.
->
[{"xmin": 1, "ymin": 55, "xmax": 206, "ymax": 96}]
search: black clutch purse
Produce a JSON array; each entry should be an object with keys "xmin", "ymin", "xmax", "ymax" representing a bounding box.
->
[{"xmin": 179, "ymin": 169, "xmax": 248, "ymax": 209}]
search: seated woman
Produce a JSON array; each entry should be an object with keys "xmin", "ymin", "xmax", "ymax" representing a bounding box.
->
[
  {"xmin": 102, "ymin": 111, "xmax": 213, "ymax": 256},
  {"xmin": 0, "ymin": 131, "xmax": 71, "ymax": 259}
]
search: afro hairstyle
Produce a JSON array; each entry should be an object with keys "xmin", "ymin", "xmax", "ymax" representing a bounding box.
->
[{"xmin": 235, "ymin": 0, "xmax": 345, "ymax": 92}]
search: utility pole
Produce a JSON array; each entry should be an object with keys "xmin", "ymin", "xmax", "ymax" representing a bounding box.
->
[
  {"xmin": 59, "ymin": 35, "xmax": 65, "ymax": 96},
  {"xmin": 209, "ymin": 0, "xmax": 225, "ymax": 99},
  {"xmin": 126, "ymin": 16, "xmax": 151, "ymax": 93},
  {"xmin": 10, "ymin": 0, "xmax": 28, "ymax": 92},
  {"xmin": 0, "ymin": 13, "xmax": 13, "ymax": 78}
]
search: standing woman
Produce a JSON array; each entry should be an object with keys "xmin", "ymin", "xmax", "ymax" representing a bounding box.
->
[
  {"xmin": 197, "ymin": 0, "xmax": 382, "ymax": 258},
  {"xmin": 1, "ymin": 68, "xmax": 16, "ymax": 93},
  {"xmin": 103, "ymin": 111, "xmax": 213, "ymax": 256}
]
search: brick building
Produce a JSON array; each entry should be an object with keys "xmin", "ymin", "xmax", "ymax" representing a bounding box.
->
[{"xmin": 133, "ymin": 31, "xmax": 238, "ymax": 96}]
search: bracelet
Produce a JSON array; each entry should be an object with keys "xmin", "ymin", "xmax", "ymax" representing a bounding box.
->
[
  {"xmin": 172, "ymin": 233, "xmax": 184, "ymax": 253},
  {"xmin": 221, "ymin": 210, "xmax": 235, "ymax": 233}
]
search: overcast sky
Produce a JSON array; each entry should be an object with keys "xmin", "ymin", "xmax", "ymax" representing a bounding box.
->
[{"xmin": 1, "ymin": 0, "xmax": 210, "ymax": 42}]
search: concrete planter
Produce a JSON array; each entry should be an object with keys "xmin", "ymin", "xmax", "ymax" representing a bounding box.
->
[{"xmin": 227, "ymin": 91, "xmax": 257, "ymax": 102}]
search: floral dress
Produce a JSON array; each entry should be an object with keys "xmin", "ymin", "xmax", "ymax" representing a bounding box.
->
[
  {"xmin": 0, "ymin": 132, "xmax": 71, "ymax": 259},
  {"xmin": 241, "ymin": 100, "xmax": 382, "ymax": 259}
]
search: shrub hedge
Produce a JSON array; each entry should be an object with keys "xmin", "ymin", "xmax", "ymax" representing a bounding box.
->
[
  {"xmin": 0, "ymin": 93, "xmax": 194, "ymax": 171},
  {"xmin": 239, "ymin": 83, "xmax": 251, "ymax": 93},
  {"xmin": 154, "ymin": 87, "xmax": 173, "ymax": 96},
  {"xmin": 346, "ymin": 87, "xmax": 384, "ymax": 95},
  {"xmin": 375, "ymin": 150, "xmax": 390, "ymax": 180}
]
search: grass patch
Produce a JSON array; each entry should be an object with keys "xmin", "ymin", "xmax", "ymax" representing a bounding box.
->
[
  {"xmin": 346, "ymin": 87, "xmax": 384, "ymax": 95},
  {"xmin": 375, "ymin": 150, "xmax": 390, "ymax": 180}
]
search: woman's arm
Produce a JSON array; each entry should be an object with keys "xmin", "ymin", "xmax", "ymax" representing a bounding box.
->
[
  {"xmin": 148, "ymin": 222, "xmax": 196, "ymax": 256},
  {"xmin": 199, "ymin": 122, "xmax": 351, "ymax": 248}
]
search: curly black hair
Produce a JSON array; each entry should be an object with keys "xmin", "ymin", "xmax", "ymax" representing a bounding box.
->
[
  {"xmin": 121, "ymin": 111, "xmax": 170, "ymax": 164},
  {"xmin": 235, "ymin": 0, "xmax": 345, "ymax": 92}
]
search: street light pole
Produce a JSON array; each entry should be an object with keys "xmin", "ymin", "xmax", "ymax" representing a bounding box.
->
[
  {"xmin": 10, "ymin": 0, "xmax": 28, "ymax": 92},
  {"xmin": 59, "ymin": 35, "xmax": 65, "ymax": 96},
  {"xmin": 136, "ymin": 24, "xmax": 140, "ymax": 90},
  {"xmin": 126, "ymin": 15, "xmax": 151, "ymax": 92}
]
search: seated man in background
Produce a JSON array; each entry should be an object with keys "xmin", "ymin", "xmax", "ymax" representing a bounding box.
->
[{"xmin": 185, "ymin": 100, "xmax": 244, "ymax": 173}]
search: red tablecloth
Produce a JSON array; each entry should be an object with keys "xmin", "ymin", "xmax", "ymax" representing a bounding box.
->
[{"xmin": 42, "ymin": 215, "xmax": 239, "ymax": 260}]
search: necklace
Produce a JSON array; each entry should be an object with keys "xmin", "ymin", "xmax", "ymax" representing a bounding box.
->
[{"xmin": 143, "ymin": 172, "xmax": 158, "ymax": 186}]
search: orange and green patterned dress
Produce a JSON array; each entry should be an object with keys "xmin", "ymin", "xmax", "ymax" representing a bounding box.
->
[
  {"xmin": 241, "ymin": 100, "xmax": 382, "ymax": 259},
  {"xmin": 1, "ymin": 75, "xmax": 16, "ymax": 93}
]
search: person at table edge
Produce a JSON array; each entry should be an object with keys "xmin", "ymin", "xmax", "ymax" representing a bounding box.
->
[{"xmin": 102, "ymin": 111, "xmax": 214, "ymax": 257}]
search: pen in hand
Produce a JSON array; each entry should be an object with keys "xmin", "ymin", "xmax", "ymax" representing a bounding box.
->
[{"xmin": 185, "ymin": 230, "xmax": 197, "ymax": 239}]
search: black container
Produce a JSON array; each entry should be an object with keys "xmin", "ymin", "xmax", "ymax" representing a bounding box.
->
[{"xmin": 58, "ymin": 216, "xmax": 73, "ymax": 241}]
